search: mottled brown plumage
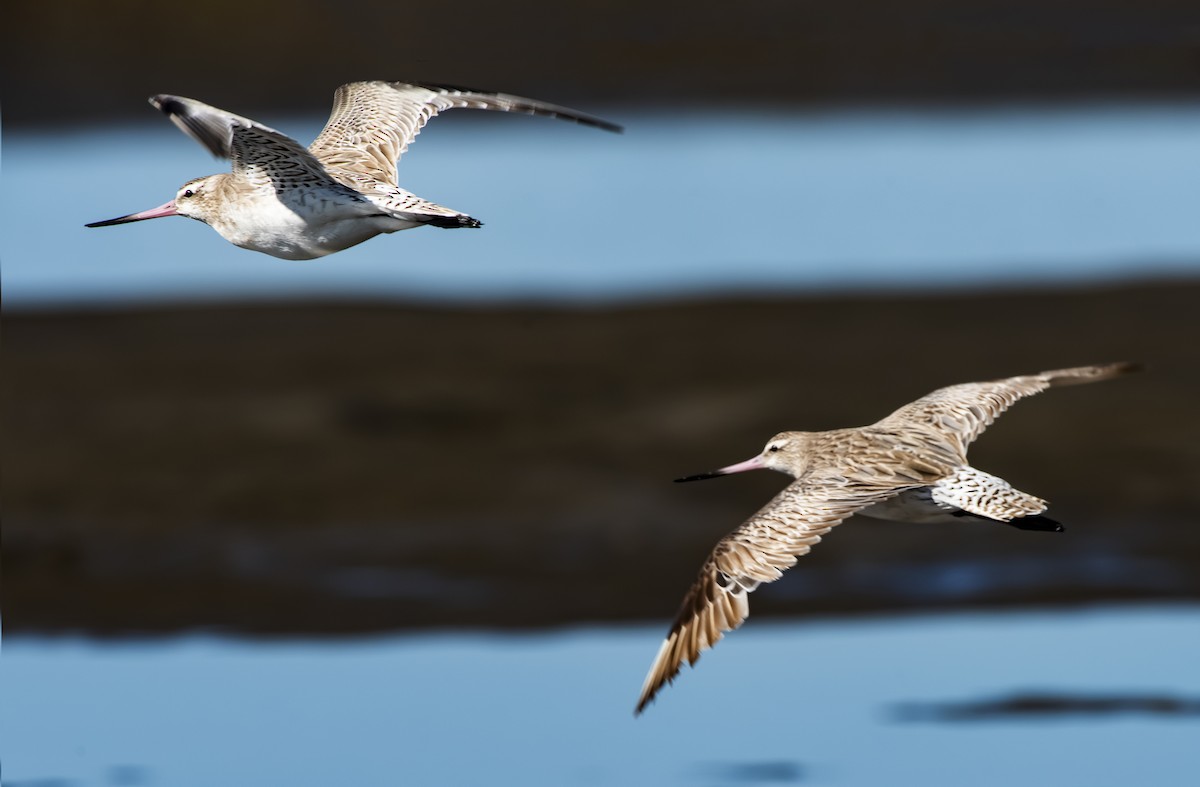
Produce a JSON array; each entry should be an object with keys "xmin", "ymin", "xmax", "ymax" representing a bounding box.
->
[{"xmin": 635, "ymin": 363, "xmax": 1139, "ymax": 714}]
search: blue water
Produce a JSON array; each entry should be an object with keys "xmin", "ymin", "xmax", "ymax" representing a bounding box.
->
[
  {"xmin": 4, "ymin": 606, "xmax": 1199, "ymax": 785},
  {"xmin": 5, "ymin": 106, "xmax": 1200, "ymax": 308}
]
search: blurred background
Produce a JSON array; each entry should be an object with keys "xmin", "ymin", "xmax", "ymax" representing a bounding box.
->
[{"xmin": 3, "ymin": 2, "xmax": 1200, "ymax": 785}]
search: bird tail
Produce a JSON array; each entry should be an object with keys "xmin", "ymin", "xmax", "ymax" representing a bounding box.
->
[
  {"xmin": 1005, "ymin": 514, "xmax": 1064, "ymax": 533},
  {"xmin": 932, "ymin": 466, "xmax": 1048, "ymax": 521},
  {"xmin": 420, "ymin": 213, "xmax": 482, "ymax": 229},
  {"xmin": 377, "ymin": 192, "xmax": 482, "ymax": 229}
]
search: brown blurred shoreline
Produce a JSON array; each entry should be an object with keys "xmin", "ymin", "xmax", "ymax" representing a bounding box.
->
[
  {"xmin": 8, "ymin": 2, "xmax": 1200, "ymax": 128},
  {"xmin": 4, "ymin": 282, "xmax": 1199, "ymax": 637}
]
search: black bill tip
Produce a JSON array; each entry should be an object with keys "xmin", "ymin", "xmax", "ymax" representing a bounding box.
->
[
  {"xmin": 674, "ymin": 470, "xmax": 727, "ymax": 483},
  {"xmin": 85, "ymin": 216, "xmax": 132, "ymax": 228}
]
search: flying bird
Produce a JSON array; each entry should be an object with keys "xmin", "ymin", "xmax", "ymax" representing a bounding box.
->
[
  {"xmin": 86, "ymin": 81, "xmax": 621, "ymax": 259},
  {"xmin": 635, "ymin": 362, "xmax": 1139, "ymax": 714}
]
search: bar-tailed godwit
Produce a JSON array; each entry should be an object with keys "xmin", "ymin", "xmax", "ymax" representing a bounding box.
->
[
  {"xmin": 86, "ymin": 81, "xmax": 621, "ymax": 259},
  {"xmin": 635, "ymin": 362, "xmax": 1139, "ymax": 714}
]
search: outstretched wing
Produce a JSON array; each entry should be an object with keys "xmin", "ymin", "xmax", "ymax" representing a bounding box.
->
[
  {"xmin": 308, "ymin": 81, "xmax": 622, "ymax": 189},
  {"xmin": 150, "ymin": 94, "xmax": 336, "ymax": 190},
  {"xmin": 635, "ymin": 477, "xmax": 910, "ymax": 714},
  {"xmin": 876, "ymin": 363, "xmax": 1139, "ymax": 456}
]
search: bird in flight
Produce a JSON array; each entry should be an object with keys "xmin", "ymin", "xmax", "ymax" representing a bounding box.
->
[
  {"xmin": 86, "ymin": 81, "xmax": 621, "ymax": 259},
  {"xmin": 635, "ymin": 362, "xmax": 1139, "ymax": 714}
]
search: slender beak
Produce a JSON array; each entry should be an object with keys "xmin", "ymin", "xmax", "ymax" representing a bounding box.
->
[
  {"xmin": 674, "ymin": 454, "xmax": 767, "ymax": 483},
  {"xmin": 85, "ymin": 200, "xmax": 178, "ymax": 228}
]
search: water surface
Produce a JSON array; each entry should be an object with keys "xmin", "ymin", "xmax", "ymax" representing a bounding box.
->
[
  {"xmin": 6, "ymin": 107, "xmax": 1200, "ymax": 308},
  {"xmin": 4, "ymin": 606, "xmax": 1198, "ymax": 785}
]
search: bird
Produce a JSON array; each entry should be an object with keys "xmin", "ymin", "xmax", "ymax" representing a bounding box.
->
[
  {"xmin": 635, "ymin": 362, "xmax": 1139, "ymax": 714},
  {"xmin": 85, "ymin": 81, "xmax": 622, "ymax": 259}
]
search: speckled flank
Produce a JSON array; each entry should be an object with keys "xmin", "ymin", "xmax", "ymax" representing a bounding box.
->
[
  {"xmin": 87, "ymin": 82, "xmax": 620, "ymax": 259},
  {"xmin": 635, "ymin": 362, "xmax": 1139, "ymax": 714}
]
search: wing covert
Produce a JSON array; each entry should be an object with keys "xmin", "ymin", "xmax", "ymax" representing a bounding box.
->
[{"xmin": 308, "ymin": 81, "xmax": 621, "ymax": 189}]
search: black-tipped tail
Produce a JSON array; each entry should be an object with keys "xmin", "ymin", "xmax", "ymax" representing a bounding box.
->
[
  {"xmin": 952, "ymin": 509, "xmax": 1065, "ymax": 532},
  {"xmin": 425, "ymin": 214, "xmax": 483, "ymax": 229},
  {"xmin": 1006, "ymin": 515, "xmax": 1065, "ymax": 533}
]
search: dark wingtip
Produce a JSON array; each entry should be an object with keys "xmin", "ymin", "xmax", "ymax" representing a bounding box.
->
[
  {"xmin": 409, "ymin": 81, "xmax": 622, "ymax": 133},
  {"xmin": 148, "ymin": 94, "xmax": 185, "ymax": 116},
  {"xmin": 1093, "ymin": 361, "xmax": 1143, "ymax": 379},
  {"xmin": 634, "ymin": 687, "xmax": 660, "ymax": 716},
  {"xmin": 565, "ymin": 114, "xmax": 623, "ymax": 134}
]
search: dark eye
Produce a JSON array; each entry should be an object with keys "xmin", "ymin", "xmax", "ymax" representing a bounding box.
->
[
  {"xmin": 768, "ymin": 445, "xmax": 781, "ymax": 453},
  {"xmin": 183, "ymin": 189, "xmax": 195, "ymax": 198}
]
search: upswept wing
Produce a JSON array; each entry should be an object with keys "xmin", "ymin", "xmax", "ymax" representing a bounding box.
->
[
  {"xmin": 876, "ymin": 363, "xmax": 1139, "ymax": 455},
  {"xmin": 150, "ymin": 94, "xmax": 337, "ymax": 190},
  {"xmin": 308, "ymin": 81, "xmax": 622, "ymax": 189}
]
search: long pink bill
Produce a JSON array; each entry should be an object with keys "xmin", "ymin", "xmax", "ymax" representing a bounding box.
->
[
  {"xmin": 674, "ymin": 454, "xmax": 767, "ymax": 483},
  {"xmin": 85, "ymin": 200, "xmax": 178, "ymax": 228}
]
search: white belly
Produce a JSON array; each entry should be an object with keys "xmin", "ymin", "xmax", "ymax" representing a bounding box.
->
[
  {"xmin": 209, "ymin": 196, "xmax": 418, "ymax": 260},
  {"xmin": 859, "ymin": 487, "xmax": 963, "ymax": 524}
]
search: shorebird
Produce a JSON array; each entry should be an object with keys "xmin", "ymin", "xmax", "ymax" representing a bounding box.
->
[
  {"xmin": 635, "ymin": 362, "xmax": 1139, "ymax": 714},
  {"xmin": 85, "ymin": 81, "xmax": 621, "ymax": 259}
]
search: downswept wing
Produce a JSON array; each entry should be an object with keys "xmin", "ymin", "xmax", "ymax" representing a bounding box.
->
[
  {"xmin": 150, "ymin": 94, "xmax": 339, "ymax": 191},
  {"xmin": 875, "ymin": 363, "xmax": 1139, "ymax": 456},
  {"xmin": 635, "ymin": 477, "xmax": 912, "ymax": 714},
  {"xmin": 308, "ymin": 81, "xmax": 622, "ymax": 189}
]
